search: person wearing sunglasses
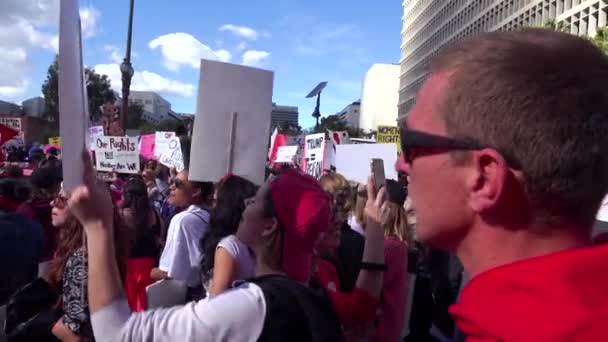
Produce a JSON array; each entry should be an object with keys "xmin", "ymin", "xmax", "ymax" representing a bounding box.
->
[
  {"xmin": 149, "ymin": 168, "xmax": 214, "ymax": 300},
  {"xmin": 49, "ymin": 187, "xmax": 127, "ymax": 342},
  {"xmin": 396, "ymin": 29, "xmax": 608, "ymax": 341},
  {"xmin": 67, "ymin": 154, "xmax": 394, "ymax": 341}
]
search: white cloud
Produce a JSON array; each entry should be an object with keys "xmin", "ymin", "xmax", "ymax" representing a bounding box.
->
[
  {"xmin": 219, "ymin": 24, "xmax": 261, "ymax": 40},
  {"xmin": 0, "ymin": 1, "xmax": 98, "ymax": 99},
  {"xmin": 149, "ymin": 33, "xmax": 231, "ymax": 71},
  {"xmin": 242, "ymin": 50, "xmax": 270, "ymax": 67},
  {"xmin": 79, "ymin": 6, "xmax": 100, "ymax": 38},
  {"xmin": 236, "ymin": 41, "xmax": 247, "ymax": 52},
  {"xmin": 94, "ymin": 63, "xmax": 194, "ymax": 97},
  {"xmin": 104, "ymin": 45, "xmax": 123, "ymax": 64}
]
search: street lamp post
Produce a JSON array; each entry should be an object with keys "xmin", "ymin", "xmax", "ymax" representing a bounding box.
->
[
  {"xmin": 305, "ymin": 82, "xmax": 328, "ymax": 131},
  {"xmin": 120, "ymin": 0, "xmax": 135, "ymax": 131}
]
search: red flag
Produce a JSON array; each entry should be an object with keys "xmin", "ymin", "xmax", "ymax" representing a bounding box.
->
[
  {"xmin": 0, "ymin": 123, "xmax": 18, "ymax": 146},
  {"xmin": 268, "ymin": 133, "xmax": 289, "ymax": 166}
]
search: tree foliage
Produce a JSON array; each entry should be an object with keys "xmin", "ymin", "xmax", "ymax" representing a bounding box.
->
[
  {"xmin": 42, "ymin": 55, "xmax": 114, "ymax": 124},
  {"xmin": 539, "ymin": 20, "xmax": 608, "ymax": 54}
]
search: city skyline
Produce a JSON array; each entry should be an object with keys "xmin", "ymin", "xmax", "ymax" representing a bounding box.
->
[{"xmin": 0, "ymin": 0, "xmax": 401, "ymax": 129}]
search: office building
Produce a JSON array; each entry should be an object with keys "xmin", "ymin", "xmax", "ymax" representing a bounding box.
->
[
  {"xmin": 337, "ymin": 100, "xmax": 361, "ymax": 129},
  {"xmin": 359, "ymin": 63, "xmax": 400, "ymax": 132},
  {"xmin": 271, "ymin": 103, "xmax": 299, "ymax": 131},
  {"xmin": 129, "ymin": 91, "xmax": 174, "ymax": 124},
  {"xmin": 399, "ymin": 0, "xmax": 608, "ymax": 119},
  {"xmin": 22, "ymin": 97, "xmax": 45, "ymax": 119}
]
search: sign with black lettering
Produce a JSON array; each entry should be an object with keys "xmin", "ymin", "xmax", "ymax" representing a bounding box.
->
[
  {"xmin": 94, "ymin": 136, "xmax": 140, "ymax": 174},
  {"xmin": 302, "ymin": 133, "xmax": 325, "ymax": 179},
  {"xmin": 376, "ymin": 126, "xmax": 401, "ymax": 154}
]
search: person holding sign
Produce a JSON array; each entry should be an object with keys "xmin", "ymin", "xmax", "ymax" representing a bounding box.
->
[{"xmin": 69, "ymin": 156, "xmax": 395, "ymax": 341}]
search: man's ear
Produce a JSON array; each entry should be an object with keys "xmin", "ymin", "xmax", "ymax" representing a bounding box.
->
[
  {"xmin": 468, "ymin": 149, "xmax": 508, "ymax": 213},
  {"xmin": 261, "ymin": 217, "xmax": 280, "ymax": 238}
]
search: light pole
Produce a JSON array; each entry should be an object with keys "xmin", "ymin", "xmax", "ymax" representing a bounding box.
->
[
  {"xmin": 120, "ymin": 0, "xmax": 135, "ymax": 130},
  {"xmin": 306, "ymin": 82, "xmax": 328, "ymax": 131}
]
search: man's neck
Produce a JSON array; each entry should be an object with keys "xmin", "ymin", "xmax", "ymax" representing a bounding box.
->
[{"xmin": 456, "ymin": 223, "xmax": 591, "ymax": 278}]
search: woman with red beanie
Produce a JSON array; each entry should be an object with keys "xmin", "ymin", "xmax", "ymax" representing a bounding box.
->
[{"xmin": 67, "ymin": 151, "xmax": 389, "ymax": 341}]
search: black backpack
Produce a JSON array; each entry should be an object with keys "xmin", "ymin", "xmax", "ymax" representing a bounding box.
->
[{"xmin": 252, "ymin": 275, "xmax": 344, "ymax": 342}]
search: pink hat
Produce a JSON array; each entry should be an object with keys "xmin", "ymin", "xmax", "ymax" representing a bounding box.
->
[{"xmin": 270, "ymin": 169, "xmax": 331, "ymax": 283}]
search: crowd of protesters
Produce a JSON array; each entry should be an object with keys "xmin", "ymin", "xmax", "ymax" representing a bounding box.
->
[{"xmin": 2, "ymin": 28, "xmax": 608, "ymax": 342}]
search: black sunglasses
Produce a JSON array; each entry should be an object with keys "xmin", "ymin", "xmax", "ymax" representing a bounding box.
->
[{"xmin": 400, "ymin": 127, "xmax": 520, "ymax": 169}]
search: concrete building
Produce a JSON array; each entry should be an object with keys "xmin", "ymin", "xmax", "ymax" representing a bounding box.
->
[
  {"xmin": 22, "ymin": 97, "xmax": 45, "ymax": 118},
  {"xmin": 271, "ymin": 103, "xmax": 299, "ymax": 131},
  {"xmin": 129, "ymin": 91, "xmax": 174, "ymax": 124},
  {"xmin": 399, "ymin": 0, "xmax": 608, "ymax": 119},
  {"xmin": 337, "ymin": 100, "xmax": 361, "ymax": 129},
  {"xmin": 359, "ymin": 63, "xmax": 400, "ymax": 132},
  {"xmin": 0, "ymin": 100, "xmax": 21, "ymax": 116}
]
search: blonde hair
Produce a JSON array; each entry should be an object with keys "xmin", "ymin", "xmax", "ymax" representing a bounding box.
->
[
  {"xmin": 320, "ymin": 172, "xmax": 353, "ymax": 211},
  {"xmin": 353, "ymin": 184, "xmax": 367, "ymax": 227},
  {"xmin": 381, "ymin": 202, "xmax": 413, "ymax": 245}
]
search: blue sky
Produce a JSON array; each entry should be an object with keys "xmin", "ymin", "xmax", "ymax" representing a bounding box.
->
[{"xmin": 1, "ymin": 0, "xmax": 401, "ymax": 129}]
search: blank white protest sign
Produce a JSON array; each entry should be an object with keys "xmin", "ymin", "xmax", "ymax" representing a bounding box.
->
[
  {"xmin": 59, "ymin": 0, "xmax": 88, "ymax": 192},
  {"xmin": 335, "ymin": 144, "xmax": 398, "ymax": 184},
  {"xmin": 189, "ymin": 60, "xmax": 274, "ymax": 185}
]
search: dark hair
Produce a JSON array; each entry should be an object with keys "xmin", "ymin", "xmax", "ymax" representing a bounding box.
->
[
  {"xmin": 200, "ymin": 175, "xmax": 258, "ymax": 281},
  {"xmin": 0, "ymin": 178, "xmax": 30, "ymax": 202},
  {"xmin": 180, "ymin": 136, "xmax": 191, "ymax": 171},
  {"xmin": 191, "ymin": 180, "xmax": 215, "ymax": 206},
  {"xmin": 431, "ymin": 29, "xmax": 608, "ymax": 228},
  {"xmin": 49, "ymin": 199, "xmax": 128, "ymax": 296},
  {"xmin": 122, "ymin": 177, "xmax": 151, "ymax": 244}
]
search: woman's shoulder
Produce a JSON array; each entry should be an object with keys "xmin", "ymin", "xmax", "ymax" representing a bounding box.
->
[{"xmin": 217, "ymin": 235, "xmax": 246, "ymax": 256}]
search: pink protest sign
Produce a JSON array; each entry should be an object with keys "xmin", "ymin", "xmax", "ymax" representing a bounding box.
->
[{"xmin": 139, "ymin": 134, "xmax": 155, "ymax": 160}]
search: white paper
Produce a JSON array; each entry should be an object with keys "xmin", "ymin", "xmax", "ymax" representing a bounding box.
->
[
  {"xmin": 88, "ymin": 125, "xmax": 104, "ymax": 150},
  {"xmin": 190, "ymin": 60, "xmax": 274, "ymax": 184},
  {"xmin": 301, "ymin": 133, "xmax": 326, "ymax": 178},
  {"xmin": 94, "ymin": 136, "xmax": 140, "ymax": 174},
  {"xmin": 596, "ymin": 195, "xmax": 608, "ymax": 222},
  {"xmin": 155, "ymin": 131, "xmax": 176, "ymax": 159},
  {"xmin": 335, "ymin": 144, "xmax": 398, "ymax": 184},
  {"xmin": 275, "ymin": 145, "xmax": 299, "ymax": 163},
  {"xmin": 159, "ymin": 136, "xmax": 184, "ymax": 172},
  {"xmin": 59, "ymin": 0, "xmax": 88, "ymax": 192}
]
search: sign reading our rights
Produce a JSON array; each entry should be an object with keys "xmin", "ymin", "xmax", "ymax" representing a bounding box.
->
[{"xmin": 94, "ymin": 136, "xmax": 140, "ymax": 174}]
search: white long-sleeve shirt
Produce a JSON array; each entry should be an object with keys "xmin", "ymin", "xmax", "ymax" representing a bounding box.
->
[{"xmin": 91, "ymin": 283, "xmax": 266, "ymax": 342}]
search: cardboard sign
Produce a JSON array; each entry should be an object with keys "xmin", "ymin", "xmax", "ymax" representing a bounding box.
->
[
  {"xmin": 327, "ymin": 130, "xmax": 350, "ymax": 145},
  {"xmin": 94, "ymin": 136, "xmax": 140, "ymax": 174},
  {"xmin": 190, "ymin": 60, "xmax": 273, "ymax": 184},
  {"xmin": 302, "ymin": 133, "xmax": 326, "ymax": 178},
  {"xmin": 139, "ymin": 134, "xmax": 155, "ymax": 160},
  {"xmin": 155, "ymin": 131, "xmax": 176, "ymax": 159},
  {"xmin": 376, "ymin": 126, "xmax": 401, "ymax": 154},
  {"xmin": 88, "ymin": 125, "xmax": 104, "ymax": 150},
  {"xmin": 275, "ymin": 145, "xmax": 299, "ymax": 164},
  {"xmin": 58, "ymin": 0, "xmax": 89, "ymax": 192},
  {"xmin": 159, "ymin": 136, "xmax": 184, "ymax": 172},
  {"xmin": 48, "ymin": 137, "xmax": 62, "ymax": 146},
  {"xmin": 335, "ymin": 143, "xmax": 398, "ymax": 184}
]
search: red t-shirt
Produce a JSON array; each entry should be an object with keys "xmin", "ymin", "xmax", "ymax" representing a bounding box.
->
[
  {"xmin": 314, "ymin": 259, "xmax": 379, "ymax": 327},
  {"xmin": 450, "ymin": 244, "xmax": 608, "ymax": 341}
]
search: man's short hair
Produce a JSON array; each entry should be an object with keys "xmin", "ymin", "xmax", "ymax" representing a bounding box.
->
[{"xmin": 431, "ymin": 29, "xmax": 608, "ymax": 228}]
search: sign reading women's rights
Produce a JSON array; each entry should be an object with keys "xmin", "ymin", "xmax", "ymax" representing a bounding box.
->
[
  {"xmin": 94, "ymin": 136, "xmax": 140, "ymax": 174},
  {"xmin": 302, "ymin": 133, "xmax": 326, "ymax": 179}
]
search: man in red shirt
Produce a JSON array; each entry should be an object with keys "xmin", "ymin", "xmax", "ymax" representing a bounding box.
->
[{"xmin": 397, "ymin": 29, "xmax": 608, "ymax": 341}]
